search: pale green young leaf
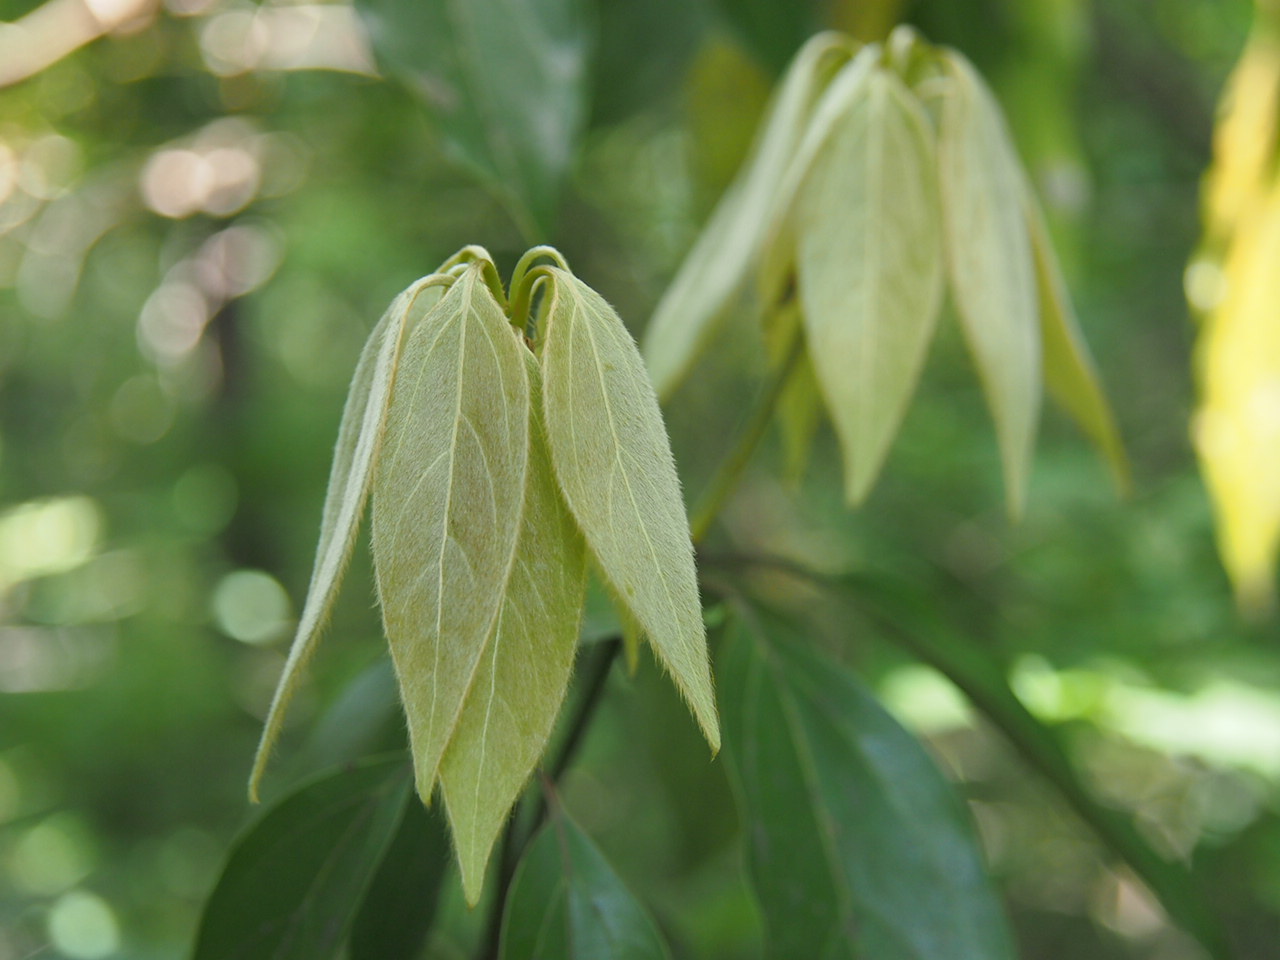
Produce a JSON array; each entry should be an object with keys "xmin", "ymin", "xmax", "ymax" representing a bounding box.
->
[
  {"xmin": 249, "ymin": 278, "xmax": 447, "ymax": 801},
  {"xmin": 439, "ymin": 355, "xmax": 587, "ymax": 907},
  {"xmin": 542, "ymin": 269, "xmax": 719, "ymax": 752},
  {"xmin": 372, "ymin": 266, "xmax": 531, "ymax": 801},
  {"xmin": 796, "ymin": 67, "xmax": 944, "ymax": 504},
  {"xmin": 938, "ymin": 52, "xmax": 1041, "ymax": 516},
  {"xmin": 755, "ymin": 44, "xmax": 881, "ymax": 313},
  {"xmin": 642, "ymin": 32, "xmax": 853, "ymax": 400},
  {"xmin": 1024, "ymin": 185, "xmax": 1130, "ymax": 491}
]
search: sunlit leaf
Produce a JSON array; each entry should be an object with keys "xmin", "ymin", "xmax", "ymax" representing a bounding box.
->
[
  {"xmin": 719, "ymin": 609, "xmax": 1016, "ymax": 960},
  {"xmin": 250, "ymin": 277, "xmax": 447, "ymax": 801},
  {"xmin": 542, "ymin": 269, "xmax": 719, "ymax": 751},
  {"xmin": 642, "ymin": 32, "xmax": 853, "ymax": 400},
  {"xmin": 796, "ymin": 67, "xmax": 943, "ymax": 504},
  {"xmin": 500, "ymin": 807, "xmax": 672, "ymax": 960},
  {"xmin": 1195, "ymin": 182, "xmax": 1280, "ymax": 612},
  {"xmin": 938, "ymin": 52, "xmax": 1041, "ymax": 516},
  {"xmin": 439, "ymin": 354, "xmax": 587, "ymax": 906},
  {"xmin": 357, "ymin": 0, "xmax": 591, "ymax": 237},
  {"xmin": 195, "ymin": 758, "xmax": 412, "ymax": 960},
  {"xmin": 1203, "ymin": 27, "xmax": 1280, "ymax": 241},
  {"xmin": 372, "ymin": 265, "xmax": 531, "ymax": 799},
  {"xmin": 1024, "ymin": 185, "xmax": 1129, "ymax": 491},
  {"xmin": 349, "ymin": 795, "xmax": 450, "ymax": 960}
]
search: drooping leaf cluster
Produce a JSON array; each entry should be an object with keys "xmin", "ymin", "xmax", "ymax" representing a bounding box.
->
[
  {"xmin": 644, "ymin": 26, "xmax": 1127, "ymax": 515},
  {"xmin": 249, "ymin": 246, "xmax": 718, "ymax": 903}
]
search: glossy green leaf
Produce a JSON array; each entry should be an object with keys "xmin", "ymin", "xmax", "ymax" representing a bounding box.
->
[
  {"xmin": 357, "ymin": 0, "xmax": 590, "ymax": 237},
  {"xmin": 372, "ymin": 265, "xmax": 531, "ymax": 800},
  {"xmin": 1024, "ymin": 184, "xmax": 1130, "ymax": 491},
  {"xmin": 542, "ymin": 268, "xmax": 719, "ymax": 751},
  {"xmin": 349, "ymin": 796, "xmax": 450, "ymax": 960},
  {"xmin": 500, "ymin": 808, "xmax": 672, "ymax": 960},
  {"xmin": 642, "ymin": 32, "xmax": 853, "ymax": 400},
  {"xmin": 938, "ymin": 52, "xmax": 1041, "ymax": 516},
  {"xmin": 194, "ymin": 758, "xmax": 412, "ymax": 960},
  {"xmin": 719, "ymin": 609, "xmax": 1016, "ymax": 960},
  {"xmin": 250, "ymin": 278, "xmax": 446, "ymax": 801},
  {"xmin": 439, "ymin": 354, "xmax": 587, "ymax": 906},
  {"xmin": 796, "ymin": 67, "xmax": 944, "ymax": 504}
]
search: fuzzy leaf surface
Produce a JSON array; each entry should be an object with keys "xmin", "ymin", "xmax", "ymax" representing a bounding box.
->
[
  {"xmin": 195, "ymin": 758, "xmax": 411, "ymax": 960},
  {"xmin": 938, "ymin": 53, "xmax": 1041, "ymax": 515},
  {"xmin": 642, "ymin": 33, "xmax": 851, "ymax": 399},
  {"xmin": 440, "ymin": 355, "xmax": 587, "ymax": 906},
  {"xmin": 251, "ymin": 280, "xmax": 444, "ymax": 799},
  {"xmin": 500, "ymin": 810, "xmax": 672, "ymax": 960},
  {"xmin": 542, "ymin": 269, "xmax": 718, "ymax": 751},
  {"xmin": 796, "ymin": 67, "xmax": 943, "ymax": 504},
  {"xmin": 372, "ymin": 267, "xmax": 530, "ymax": 799},
  {"xmin": 719, "ymin": 611, "xmax": 1016, "ymax": 960}
]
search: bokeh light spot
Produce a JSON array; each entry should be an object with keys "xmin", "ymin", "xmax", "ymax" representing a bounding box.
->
[
  {"xmin": 0, "ymin": 496, "xmax": 101, "ymax": 587},
  {"xmin": 10, "ymin": 813, "xmax": 95, "ymax": 895},
  {"xmin": 212, "ymin": 570, "xmax": 291, "ymax": 645},
  {"xmin": 46, "ymin": 890, "xmax": 120, "ymax": 960}
]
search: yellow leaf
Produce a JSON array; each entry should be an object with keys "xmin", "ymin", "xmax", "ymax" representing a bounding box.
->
[
  {"xmin": 542, "ymin": 269, "xmax": 719, "ymax": 752},
  {"xmin": 372, "ymin": 265, "xmax": 531, "ymax": 800},
  {"xmin": 795, "ymin": 67, "xmax": 944, "ymax": 504},
  {"xmin": 643, "ymin": 32, "xmax": 854, "ymax": 400},
  {"xmin": 1195, "ymin": 181, "xmax": 1280, "ymax": 613},
  {"xmin": 249, "ymin": 275, "xmax": 448, "ymax": 801},
  {"xmin": 938, "ymin": 52, "xmax": 1041, "ymax": 517},
  {"xmin": 439, "ymin": 354, "xmax": 586, "ymax": 905}
]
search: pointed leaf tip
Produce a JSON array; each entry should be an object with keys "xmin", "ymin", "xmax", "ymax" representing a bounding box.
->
[
  {"xmin": 372, "ymin": 266, "xmax": 532, "ymax": 800},
  {"xmin": 795, "ymin": 67, "xmax": 944, "ymax": 506},
  {"xmin": 440, "ymin": 354, "xmax": 586, "ymax": 906},
  {"xmin": 542, "ymin": 269, "xmax": 719, "ymax": 752},
  {"xmin": 938, "ymin": 52, "xmax": 1041, "ymax": 515},
  {"xmin": 250, "ymin": 277, "xmax": 448, "ymax": 800}
]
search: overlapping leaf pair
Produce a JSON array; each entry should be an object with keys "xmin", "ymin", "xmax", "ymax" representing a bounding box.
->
[
  {"xmin": 248, "ymin": 247, "xmax": 718, "ymax": 903},
  {"xmin": 644, "ymin": 26, "xmax": 1127, "ymax": 515}
]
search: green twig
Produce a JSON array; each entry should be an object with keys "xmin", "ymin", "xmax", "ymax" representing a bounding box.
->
[{"xmin": 689, "ymin": 329, "xmax": 805, "ymax": 543}]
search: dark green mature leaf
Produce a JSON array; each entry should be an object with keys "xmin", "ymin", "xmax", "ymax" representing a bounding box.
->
[
  {"xmin": 500, "ymin": 808, "xmax": 672, "ymax": 960},
  {"xmin": 194, "ymin": 758, "xmax": 412, "ymax": 960},
  {"xmin": 357, "ymin": 0, "xmax": 591, "ymax": 237},
  {"xmin": 831, "ymin": 573, "xmax": 1233, "ymax": 960},
  {"xmin": 591, "ymin": 0, "xmax": 710, "ymax": 125},
  {"xmin": 349, "ymin": 797, "xmax": 450, "ymax": 960},
  {"xmin": 719, "ymin": 609, "xmax": 1016, "ymax": 960}
]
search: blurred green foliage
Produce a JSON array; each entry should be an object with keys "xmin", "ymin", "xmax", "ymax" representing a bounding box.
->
[{"xmin": 0, "ymin": 0, "xmax": 1278, "ymax": 958}]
